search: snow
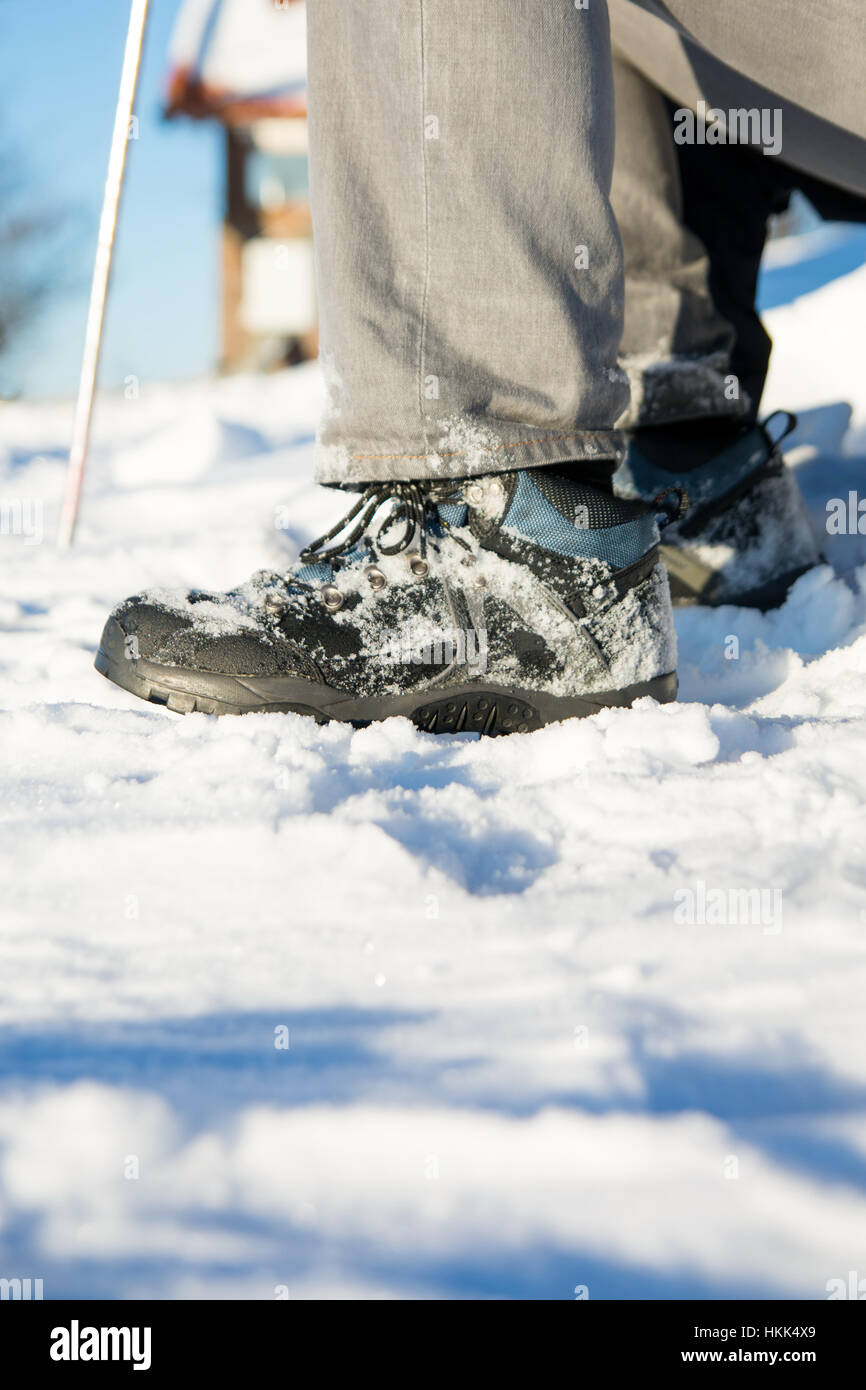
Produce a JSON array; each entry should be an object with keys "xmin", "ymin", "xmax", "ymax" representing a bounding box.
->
[{"xmin": 2, "ymin": 239, "xmax": 866, "ymax": 1300}]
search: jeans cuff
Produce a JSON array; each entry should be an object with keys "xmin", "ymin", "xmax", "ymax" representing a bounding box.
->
[{"xmin": 315, "ymin": 425, "xmax": 624, "ymax": 485}]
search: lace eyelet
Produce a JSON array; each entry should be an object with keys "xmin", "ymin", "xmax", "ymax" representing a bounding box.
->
[
  {"xmin": 406, "ymin": 551, "xmax": 429, "ymax": 578},
  {"xmin": 365, "ymin": 566, "xmax": 387, "ymax": 591},
  {"xmin": 263, "ymin": 591, "xmax": 288, "ymax": 614},
  {"xmin": 321, "ymin": 585, "xmax": 344, "ymax": 611}
]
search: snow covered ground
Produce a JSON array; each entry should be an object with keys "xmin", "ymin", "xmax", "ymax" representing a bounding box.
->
[{"xmin": 2, "ymin": 235, "xmax": 866, "ymax": 1300}]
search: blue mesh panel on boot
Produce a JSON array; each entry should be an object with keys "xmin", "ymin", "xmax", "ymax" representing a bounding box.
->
[
  {"xmin": 437, "ymin": 501, "xmax": 469, "ymax": 527},
  {"xmin": 292, "ymin": 561, "xmax": 334, "ymax": 586},
  {"xmin": 291, "ymin": 540, "xmax": 376, "ymax": 587},
  {"xmin": 503, "ymin": 471, "xmax": 658, "ymax": 569}
]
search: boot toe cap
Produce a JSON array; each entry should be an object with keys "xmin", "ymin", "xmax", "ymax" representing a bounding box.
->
[{"xmin": 101, "ymin": 590, "xmax": 319, "ymax": 679}]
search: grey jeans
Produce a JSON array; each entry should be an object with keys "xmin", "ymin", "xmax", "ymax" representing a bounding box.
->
[{"xmin": 307, "ymin": 1, "xmax": 866, "ymax": 484}]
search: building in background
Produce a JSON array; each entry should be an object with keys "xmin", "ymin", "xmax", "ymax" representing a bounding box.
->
[{"xmin": 165, "ymin": 0, "xmax": 315, "ymax": 372}]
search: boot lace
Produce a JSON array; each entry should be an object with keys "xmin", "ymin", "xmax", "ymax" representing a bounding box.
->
[{"xmin": 299, "ymin": 480, "xmax": 464, "ymax": 567}]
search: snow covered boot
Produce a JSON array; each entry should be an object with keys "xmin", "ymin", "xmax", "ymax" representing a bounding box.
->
[
  {"xmin": 95, "ymin": 468, "xmax": 677, "ymax": 734},
  {"xmin": 613, "ymin": 412, "xmax": 822, "ymax": 609}
]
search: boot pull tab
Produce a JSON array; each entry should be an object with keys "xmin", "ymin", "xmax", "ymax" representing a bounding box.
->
[
  {"xmin": 762, "ymin": 409, "xmax": 798, "ymax": 448},
  {"xmin": 654, "ymin": 486, "xmax": 690, "ymax": 530}
]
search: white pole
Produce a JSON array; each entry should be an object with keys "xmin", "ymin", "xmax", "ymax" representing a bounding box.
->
[{"xmin": 57, "ymin": 0, "xmax": 151, "ymax": 548}]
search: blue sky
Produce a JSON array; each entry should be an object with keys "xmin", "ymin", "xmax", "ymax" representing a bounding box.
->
[
  {"xmin": 5, "ymin": 3, "xmax": 865, "ymax": 406},
  {"xmin": 2, "ymin": 0, "xmax": 221, "ymax": 398}
]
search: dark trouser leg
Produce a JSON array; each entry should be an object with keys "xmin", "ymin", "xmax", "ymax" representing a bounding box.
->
[{"xmin": 611, "ymin": 55, "xmax": 750, "ymax": 427}]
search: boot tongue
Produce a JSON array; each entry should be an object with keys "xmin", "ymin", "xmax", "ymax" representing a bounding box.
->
[{"xmin": 436, "ymin": 499, "xmax": 469, "ymax": 528}]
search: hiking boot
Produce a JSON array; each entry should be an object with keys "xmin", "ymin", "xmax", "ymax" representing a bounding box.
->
[
  {"xmin": 614, "ymin": 412, "xmax": 822, "ymax": 608},
  {"xmin": 95, "ymin": 468, "xmax": 677, "ymax": 734}
]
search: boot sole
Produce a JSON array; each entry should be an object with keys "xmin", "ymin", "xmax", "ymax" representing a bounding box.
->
[{"xmin": 95, "ymin": 618, "xmax": 677, "ymax": 735}]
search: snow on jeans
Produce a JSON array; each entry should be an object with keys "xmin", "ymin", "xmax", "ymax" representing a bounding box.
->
[{"xmin": 306, "ymin": 0, "xmax": 866, "ymax": 485}]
